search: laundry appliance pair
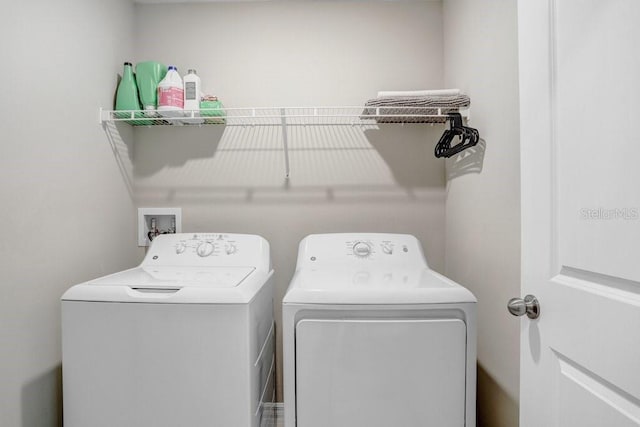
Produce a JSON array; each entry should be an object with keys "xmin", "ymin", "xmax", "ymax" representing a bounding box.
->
[{"xmin": 62, "ymin": 233, "xmax": 476, "ymax": 427}]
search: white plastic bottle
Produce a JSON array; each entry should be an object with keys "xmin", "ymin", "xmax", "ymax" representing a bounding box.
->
[
  {"xmin": 182, "ymin": 69, "xmax": 204, "ymax": 124},
  {"xmin": 157, "ymin": 66, "xmax": 184, "ymax": 118},
  {"xmin": 183, "ymin": 69, "xmax": 201, "ymax": 111}
]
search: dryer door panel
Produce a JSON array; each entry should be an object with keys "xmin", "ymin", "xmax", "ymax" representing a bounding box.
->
[{"xmin": 295, "ymin": 318, "xmax": 466, "ymax": 427}]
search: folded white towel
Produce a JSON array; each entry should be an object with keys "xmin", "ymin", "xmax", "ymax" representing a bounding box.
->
[{"xmin": 377, "ymin": 89, "xmax": 461, "ymax": 97}]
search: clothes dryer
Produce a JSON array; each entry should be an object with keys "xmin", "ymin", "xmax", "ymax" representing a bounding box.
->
[
  {"xmin": 283, "ymin": 233, "xmax": 476, "ymax": 427},
  {"xmin": 62, "ymin": 233, "xmax": 275, "ymax": 427}
]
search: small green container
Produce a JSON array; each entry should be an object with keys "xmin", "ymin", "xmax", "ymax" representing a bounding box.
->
[{"xmin": 200, "ymin": 100, "xmax": 226, "ymax": 124}]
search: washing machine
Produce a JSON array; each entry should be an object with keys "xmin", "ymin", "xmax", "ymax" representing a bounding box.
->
[
  {"xmin": 62, "ymin": 233, "xmax": 275, "ymax": 427},
  {"xmin": 282, "ymin": 233, "xmax": 477, "ymax": 427}
]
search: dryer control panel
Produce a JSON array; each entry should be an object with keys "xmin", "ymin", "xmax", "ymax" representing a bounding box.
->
[
  {"xmin": 142, "ymin": 233, "xmax": 271, "ymax": 271},
  {"xmin": 296, "ymin": 233, "xmax": 428, "ymax": 269}
]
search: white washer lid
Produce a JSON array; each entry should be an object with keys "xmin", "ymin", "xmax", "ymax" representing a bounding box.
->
[
  {"xmin": 88, "ymin": 266, "xmax": 255, "ymax": 288},
  {"xmin": 283, "ymin": 267, "xmax": 476, "ymax": 305},
  {"xmin": 61, "ymin": 266, "xmax": 265, "ymax": 304}
]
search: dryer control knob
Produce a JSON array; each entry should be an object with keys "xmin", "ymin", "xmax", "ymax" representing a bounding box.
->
[
  {"xmin": 353, "ymin": 241, "xmax": 372, "ymax": 258},
  {"xmin": 225, "ymin": 243, "xmax": 237, "ymax": 255},
  {"xmin": 176, "ymin": 243, "xmax": 187, "ymax": 254},
  {"xmin": 196, "ymin": 242, "xmax": 215, "ymax": 257},
  {"xmin": 381, "ymin": 242, "xmax": 393, "ymax": 255}
]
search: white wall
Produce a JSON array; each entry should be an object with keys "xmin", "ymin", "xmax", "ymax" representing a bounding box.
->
[
  {"xmin": 133, "ymin": 1, "xmax": 446, "ymax": 400},
  {"xmin": 0, "ymin": 0, "xmax": 140, "ymax": 425},
  {"xmin": 443, "ymin": 0, "xmax": 521, "ymax": 426}
]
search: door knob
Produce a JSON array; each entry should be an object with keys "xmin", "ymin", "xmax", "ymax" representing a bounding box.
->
[{"xmin": 507, "ymin": 295, "xmax": 540, "ymax": 319}]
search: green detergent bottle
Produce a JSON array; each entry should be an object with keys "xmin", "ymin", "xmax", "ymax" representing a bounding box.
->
[
  {"xmin": 115, "ymin": 62, "xmax": 144, "ymax": 123},
  {"xmin": 136, "ymin": 61, "xmax": 167, "ymax": 112}
]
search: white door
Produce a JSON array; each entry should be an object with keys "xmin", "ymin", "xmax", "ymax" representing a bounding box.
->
[{"xmin": 518, "ymin": 1, "xmax": 640, "ymax": 426}]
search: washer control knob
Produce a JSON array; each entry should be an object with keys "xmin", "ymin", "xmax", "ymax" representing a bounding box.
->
[
  {"xmin": 176, "ymin": 242, "xmax": 187, "ymax": 254},
  {"xmin": 381, "ymin": 242, "xmax": 393, "ymax": 255},
  {"xmin": 225, "ymin": 243, "xmax": 237, "ymax": 255},
  {"xmin": 353, "ymin": 241, "xmax": 372, "ymax": 258},
  {"xmin": 196, "ymin": 241, "xmax": 215, "ymax": 257}
]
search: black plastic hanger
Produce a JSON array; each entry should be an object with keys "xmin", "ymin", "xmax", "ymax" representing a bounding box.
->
[{"xmin": 435, "ymin": 113, "xmax": 480, "ymax": 158}]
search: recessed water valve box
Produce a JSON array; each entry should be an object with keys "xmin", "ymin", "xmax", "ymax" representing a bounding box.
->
[{"xmin": 138, "ymin": 207, "xmax": 182, "ymax": 247}]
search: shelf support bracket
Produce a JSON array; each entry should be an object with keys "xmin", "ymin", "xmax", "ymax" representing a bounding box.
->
[{"xmin": 280, "ymin": 108, "xmax": 291, "ymax": 179}]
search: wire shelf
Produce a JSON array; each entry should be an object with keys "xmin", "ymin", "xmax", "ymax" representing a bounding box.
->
[
  {"xmin": 100, "ymin": 105, "xmax": 473, "ymax": 179},
  {"xmin": 99, "ymin": 106, "xmax": 471, "ymax": 127}
]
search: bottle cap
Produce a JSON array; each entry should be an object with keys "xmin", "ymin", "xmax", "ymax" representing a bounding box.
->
[
  {"xmin": 124, "ymin": 62, "xmax": 132, "ymax": 66},
  {"xmin": 168, "ymin": 66, "xmax": 177, "ymax": 71},
  {"xmin": 188, "ymin": 69, "xmax": 197, "ymax": 74}
]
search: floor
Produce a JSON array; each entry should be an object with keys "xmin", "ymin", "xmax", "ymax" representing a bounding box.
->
[{"xmin": 261, "ymin": 403, "xmax": 284, "ymax": 427}]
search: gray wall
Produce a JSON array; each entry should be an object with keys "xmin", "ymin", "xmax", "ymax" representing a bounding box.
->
[
  {"xmin": 132, "ymin": 1, "xmax": 447, "ymax": 400},
  {"xmin": 0, "ymin": 0, "xmax": 140, "ymax": 425},
  {"xmin": 443, "ymin": 0, "xmax": 521, "ymax": 425}
]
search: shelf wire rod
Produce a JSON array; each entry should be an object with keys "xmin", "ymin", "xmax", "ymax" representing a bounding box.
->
[
  {"xmin": 101, "ymin": 121, "xmax": 134, "ymax": 198},
  {"xmin": 280, "ymin": 107, "xmax": 291, "ymax": 179}
]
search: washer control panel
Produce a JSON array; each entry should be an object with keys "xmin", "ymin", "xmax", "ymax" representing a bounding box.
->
[
  {"xmin": 170, "ymin": 234, "xmax": 237, "ymax": 258},
  {"xmin": 142, "ymin": 233, "xmax": 270, "ymax": 269},
  {"xmin": 298, "ymin": 233, "xmax": 427, "ymax": 268}
]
